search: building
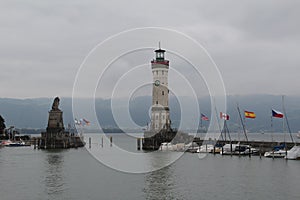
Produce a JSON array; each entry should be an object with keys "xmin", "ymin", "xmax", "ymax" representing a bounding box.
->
[
  {"xmin": 150, "ymin": 46, "xmax": 171, "ymax": 131},
  {"xmin": 143, "ymin": 45, "xmax": 177, "ymax": 150}
]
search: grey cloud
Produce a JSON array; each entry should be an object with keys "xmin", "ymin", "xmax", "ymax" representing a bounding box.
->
[{"xmin": 0, "ymin": 0, "xmax": 299, "ymax": 98}]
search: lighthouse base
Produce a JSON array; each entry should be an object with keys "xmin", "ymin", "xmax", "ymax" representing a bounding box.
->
[
  {"xmin": 142, "ymin": 129, "xmax": 177, "ymax": 150},
  {"xmin": 142, "ymin": 128, "xmax": 194, "ymax": 151}
]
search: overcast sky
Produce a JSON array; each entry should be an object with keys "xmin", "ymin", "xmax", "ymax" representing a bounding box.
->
[{"xmin": 1, "ymin": 0, "xmax": 300, "ymax": 99}]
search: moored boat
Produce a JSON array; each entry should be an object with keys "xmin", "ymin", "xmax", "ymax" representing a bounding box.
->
[
  {"xmin": 1, "ymin": 139, "xmax": 30, "ymax": 147},
  {"xmin": 285, "ymin": 145, "xmax": 300, "ymax": 160},
  {"xmin": 1, "ymin": 140, "xmax": 13, "ymax": 146},
  {"xmin": 7, "ymin": 140, "xmax": 30, "ymax": 147},
  {"xmin": 264, "ymin": 144, "xmax": 287, "ymax": 158},
  {"xmin": 264, "ymin": 149, "xmax": 287, "ymax": 158},
  {"xmin": 220, "ymin": 143, "xmax": 258, "ymax": 155}
]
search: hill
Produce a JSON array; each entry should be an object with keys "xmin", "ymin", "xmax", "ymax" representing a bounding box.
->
[{"xmin": 0, "ymin": 95, "xmax": 299, "ymax": 133}]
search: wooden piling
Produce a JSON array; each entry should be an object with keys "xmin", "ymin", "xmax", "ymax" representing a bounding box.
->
[
  {"xmin": 89, "ymin": 137, "xmax": 91, "ymax": 149},
  {"xmin": 137, "ymin": 138, "xmax": 141, "ymax": 150},
  {"xmin": 259, "ymin": 144, "xmax": 262, "ymax": 159},
  {"xmin": 110, "ymin": 136, "xmax": 112, "ymax": 147},
  {"xmin": 34, "ymin": 138, "xmax": 37, "ymax": 149},
  {"xmin": 101, "ymin": 137, "xmax": 103, "ymax": 148}
]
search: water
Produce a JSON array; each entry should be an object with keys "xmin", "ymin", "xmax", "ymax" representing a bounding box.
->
[{"xmin": 0, "ymin": 133, "xmax": 299, "ymax": 200}]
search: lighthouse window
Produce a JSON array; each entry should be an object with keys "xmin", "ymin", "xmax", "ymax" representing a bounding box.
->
[
  {"xmin": 156, "ymin": 101, "xmax": 158, "ymax": 104},
  {"xmin": 162, "ymin": 91, "xmax": 164, "ymax": 95}
]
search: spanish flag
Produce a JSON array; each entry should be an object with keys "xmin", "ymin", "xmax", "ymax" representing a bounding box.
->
[{"xmin": 244, "ymin": 110, "xmax": 256, "ymax": 119}]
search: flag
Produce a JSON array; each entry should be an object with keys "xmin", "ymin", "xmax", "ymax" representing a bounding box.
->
[
  {"xmin": 220, "ymin": 112, "xmax": 230, "ymax": 120},
  {"xmin": 83, "ymin": 118, "xmax": 90, "ymax": 125},
  {"xmin": 272, "ymin": 109, "xmax": 284, "ymax": 118},
  {"xmin": 244, "ymin": 110, "xmax": 256, "ymax": 119},
  {"xmin": 201, "ymin": 113, "xmax": 209, "ymax": 121}
]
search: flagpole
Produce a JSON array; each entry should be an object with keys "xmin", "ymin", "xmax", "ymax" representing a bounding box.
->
[
  {"xmin": 271, "ymin": 111, "xmax": 274, "ymax": 142},
  {"xmin": 282, "ymin": 96, "xmax": 286, "ymax": 148},
  {"xmin": 237, "ymin": 103, "xmax": 248, "ymax": 142},
  {"xmin": 282, "ymin": 95, "xmax": 294, "ymax": 144},
  {"xmin": 200, "ymin": 115, "xmax": 203, "ymax": 129},
  {"xmin": 213, "ymin": 98, "xmax": 224, "ymax": 141}
]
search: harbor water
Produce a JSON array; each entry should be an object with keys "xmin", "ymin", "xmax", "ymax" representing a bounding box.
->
[{"xmin": 0, "ymin": 133, "xmax": 299, "ymax": 200}]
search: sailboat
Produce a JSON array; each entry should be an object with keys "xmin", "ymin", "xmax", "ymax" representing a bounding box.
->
[
  {"xmin": 285, "ymin": 145, "xmax": 300, "ymax": 160},
  {"xmin": 264, "ymin": 96, "xmax": 295, "ymax": 158},
  {"xmin": 219, "ymin": 106, "xmax": 258, "ymax": 156}
]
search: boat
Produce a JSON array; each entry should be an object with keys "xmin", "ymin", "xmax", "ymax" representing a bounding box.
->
[
  {"xmin": 7, "ymin": 140, "xmax": 29, "ymax": 147},
  {"xmin": 219, "ymin": 105, "xmax": 258, "ymax": 156},
  {"xmin": 197, "ymin": 144, "xmax": 214, "ymax": 153},
  {"xmin": 285, "ymin": 145, "xmax": 300, "ymax": 160},
  {"xmin": 2, "ymin": 139, "xmax": 30, "ymax": 147},
  {"xmin": 159, "ymin": 142, "xmax": 186, "ymax": 151},
  {"xmin": 197, "ymin": 144, "xmax": 222, "ymax": 153},
  {"xmin": 1, "ymin": 140, "xmax": 13, "ymax": 146},
  {"xmin": 220, "ymin": 143, "xmax": 258, "ymax": 155},
  {"xmin": 185, "ymin": 142, "xmax": 200, "ymax": 153},
  {"xmin": 264, "ymin": 144, "xmax": 287, "ymax": 158},
  {"xmin": 265, "ymin": 96, "xmax": 295, "ymax": 158},
  {"xmin": 264, "ymin": 149, "xmax": 287, "ymax": 158}
]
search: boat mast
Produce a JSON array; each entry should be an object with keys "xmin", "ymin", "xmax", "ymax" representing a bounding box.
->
[
  {"xmin": 270, "ymin": 110, "xmax": 274, "ymax": 142},
  {"xmin": 237, "ymin": 103, "xmax": 248, "ymax": 142},
  {"xmin": 282, "ymin": 95, "xmax": 295, "ymax": 144},
  {"xmin": 214, "ymin": 98, "xmax": 224, "ymax": 141}
]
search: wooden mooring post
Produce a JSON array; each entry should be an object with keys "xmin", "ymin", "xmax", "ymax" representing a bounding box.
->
[
  {"xmin": 89, "ymin": 137, "xmax": 91, "ymax": 149},
  {"xmin": 34, "ymin": 138, "xmax": 37, "ymax": 149},
  {"xmin": 110, "ymin": 136, "xmax": 113, "ymax": 147},
  {"xmin": 137, "ymin": 138, "xmax": 141, "ymax": 150}
]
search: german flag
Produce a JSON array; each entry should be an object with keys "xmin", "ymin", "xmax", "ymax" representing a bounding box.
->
[{"xmin": 244, "ymin": 110, "xmax": 256, "ymax": 119}]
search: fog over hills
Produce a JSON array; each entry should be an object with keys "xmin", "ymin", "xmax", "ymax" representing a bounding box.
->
[{"xmin": 0, "ymin": 95, "xmax": 300, "ymax": 133}]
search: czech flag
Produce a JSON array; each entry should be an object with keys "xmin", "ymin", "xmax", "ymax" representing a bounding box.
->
[
  {"xmin": 272, "ymin": 109, "xmax": 284, "ymax": 118},
  {"xmin": 201, "ymin": 113, "xmax": 209, "ymax": 121},
  {"xmin": 220, "ymin": 112, "xmax": 230, "ymax": 120},
  {"xmin": 244, "ymin": 110, "xmax": 256, "ymax": 119}
]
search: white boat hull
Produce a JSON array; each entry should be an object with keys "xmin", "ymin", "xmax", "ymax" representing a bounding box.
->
[
  {"xmin": 285, "ymin": 146, "xmax": 300, "ymax": 160},
  {"xmin": 264, "ymin": 150, "xmax": 287, "ymax": 158}
]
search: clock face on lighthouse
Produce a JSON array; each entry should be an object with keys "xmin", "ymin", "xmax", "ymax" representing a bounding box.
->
[{"xmin": 154, "ymin": 80, "xmax": 160, "ymax": 86}]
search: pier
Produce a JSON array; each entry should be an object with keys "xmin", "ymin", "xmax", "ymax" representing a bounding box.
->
[{"xmin": 193, "ymin": 137, "xmax": 300, "ymax": 154}]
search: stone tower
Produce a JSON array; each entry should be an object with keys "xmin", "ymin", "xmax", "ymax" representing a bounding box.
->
[
  {"xmin": 143, "ymin": 45, "xmax": 177, "ymax": 150},
  {"xmin": 150, "ymin": 45, "xmax": 171, "ymax": 132}
]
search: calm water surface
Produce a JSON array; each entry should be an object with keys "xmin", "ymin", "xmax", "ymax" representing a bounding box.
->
[{"xmin": 0, "ymin": 133, "xmax": 299, "ymax": 200}]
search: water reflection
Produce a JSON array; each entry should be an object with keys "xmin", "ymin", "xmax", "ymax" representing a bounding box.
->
[
  {"xmin": 42, "ymin": 150, "xmax": 66, "ymax": 198},
  {"xmin": 143, "ymin": 153, "xmax": 177, "ymax": 200}
]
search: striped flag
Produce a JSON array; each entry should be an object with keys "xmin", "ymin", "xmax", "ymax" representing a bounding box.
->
[
  {"xmin": 201, "ymin": 113, "xmax": 209, "ymax": 121},
  {"xmin": 244, "ymin": 110, "xmax": 256, "ymax": 119},
  {"xmin": 272, "ymin": 109, "xmax": 284, "ymax": 118}
]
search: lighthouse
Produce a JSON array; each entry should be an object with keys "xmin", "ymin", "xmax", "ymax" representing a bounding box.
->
[
  {"xmin": 150, "ymin": 45, "xmax": 171, "ymax": 131},
  {"xmin": 143, "ymin": 44, "xmax": 177, "ymax": 150}
]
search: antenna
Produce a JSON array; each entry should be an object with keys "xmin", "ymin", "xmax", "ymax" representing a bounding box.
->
[{"xmin": 159, "ymin": 41, "xmax": 161, "ymax": 49}]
